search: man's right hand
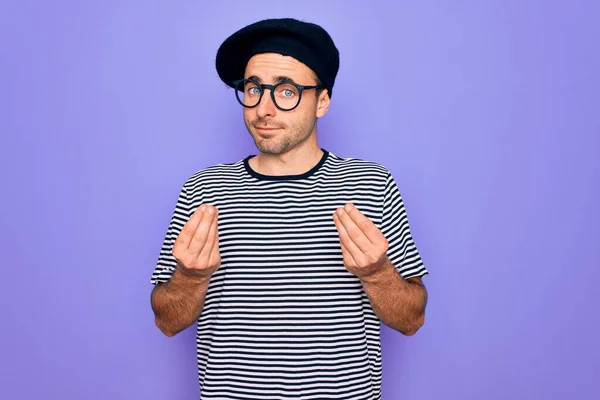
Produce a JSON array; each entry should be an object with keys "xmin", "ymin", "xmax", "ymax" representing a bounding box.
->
[{"xmin": 172, "ymin": 204, "xmax": 221, "ymax": 281}]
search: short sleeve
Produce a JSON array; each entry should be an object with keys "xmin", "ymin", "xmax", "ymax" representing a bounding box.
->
[
  {"xmin": 381, "ymin": 172, "xmax": 429, "ymax": 279},
  {"xmin": 150, "ymin": 185, "xmax": 193, "ymax": 285}
]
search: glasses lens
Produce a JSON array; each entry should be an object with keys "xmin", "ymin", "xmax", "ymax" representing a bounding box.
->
[
  {"xmin": 272, "ymin": 83, "xmax": 301, "ymax": 110},
  {"xmin": 235, "ymin": 80, "xmax": 261, "ymax": 107},
  {"xmin": 234, "ymin": 80, "xmax": 302, "ymax": 110}
]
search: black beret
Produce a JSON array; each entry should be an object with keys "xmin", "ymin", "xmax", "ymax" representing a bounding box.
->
[{"xmin": 215, "ymin": 18, "xmax": 340, "ymax": 98}]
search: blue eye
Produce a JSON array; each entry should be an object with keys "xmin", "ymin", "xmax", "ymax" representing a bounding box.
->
[{"xmin": 277, "ymin": 85, "xmax": 297, "ymax": 98}]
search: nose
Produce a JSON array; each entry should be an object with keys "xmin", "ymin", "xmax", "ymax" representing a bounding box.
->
[{"xmin": 255, "ymin": 89, "xmax": 277, "ymax": 119}]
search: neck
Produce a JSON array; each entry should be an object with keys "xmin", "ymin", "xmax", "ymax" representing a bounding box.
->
[{"xmin": 251, "ymin": 139, "xmax": 324, "ymax": 177}]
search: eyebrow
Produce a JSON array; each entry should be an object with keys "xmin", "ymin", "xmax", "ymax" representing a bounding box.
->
[
  {"xmin": 247, "ymin": 75, "xmax": 298, "ymax": 84},
  {"xmin": 274, "ymin": 76, "xmax": 295, "ymax": 84}
]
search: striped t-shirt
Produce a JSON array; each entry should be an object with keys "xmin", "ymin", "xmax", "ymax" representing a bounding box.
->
[{"xmin": 151, "ymin": 149, "xmax": 428, "ymax": 400}]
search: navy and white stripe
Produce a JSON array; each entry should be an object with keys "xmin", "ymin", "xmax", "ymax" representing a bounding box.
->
[{"xmin": 151, "ymin": 149, "xmax": 428, "ymax": 400}]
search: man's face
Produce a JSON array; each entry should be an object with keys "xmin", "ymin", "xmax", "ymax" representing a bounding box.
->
[{"xmin": 242, "ymin": 53, "xmax": 329, "ymax": 155}]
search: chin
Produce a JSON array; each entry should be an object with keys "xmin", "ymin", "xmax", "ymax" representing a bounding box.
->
[
  {"xmin": 253, "ymin": 137, "xmax": 292, "ymax": 154},
  {"xmin": 256, "ymin": 143, "xmax": 287, "ymax": 155}
]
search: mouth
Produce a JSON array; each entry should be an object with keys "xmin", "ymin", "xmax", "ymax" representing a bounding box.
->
[{"xmin": 254, "ymin": 126, "xmax": 282, "ymax": 135}]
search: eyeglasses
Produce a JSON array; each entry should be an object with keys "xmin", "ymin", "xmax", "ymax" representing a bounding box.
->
[{"xmin": 232, "ymin": 78, "xmax": 323, "ymax": 111}]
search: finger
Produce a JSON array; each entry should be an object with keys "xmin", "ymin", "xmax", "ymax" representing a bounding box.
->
[
  {"xmin": 339, "ymin": 235, "xmax": 356, "ymax": 268},
  {"xmin": 198, "ymin": 208, "xmax": 219, "ymax": 261},
  {"xmin": 173, "ymin": 204, "xmax": 206, "ymax": 253},
  {"xmin": 344, "ymin": 203, "xmax": 382, "ymax": 244},
  {"xmin": 335, "ymin": 207, "xmax": 372, "ymax": 253},
  {"xmin": 208, "ymin": 214, "xmax": 221, "ymax": 266},
  {"xmin": 188, "ymin": 205, "xmax": 216, "ymax": 256},
  {"xmin": 333, "ymin": 211, "xmax": 362, "ymax": 263}
]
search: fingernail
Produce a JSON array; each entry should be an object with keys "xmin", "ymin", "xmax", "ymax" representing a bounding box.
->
[
  {"xmin": 208, "ymin": 207, "xmax": 215, "ymax": 215},
  {"xmin": 336, "ymin": 208, "xmax": 344, "ymax": 216},
  {"xmin": 200, "ymin": 205, "xmax": 206, "ymax": 212},
  {"xmin": 344, "ymin": 204, "xmax": 352, "ymax": 212}
]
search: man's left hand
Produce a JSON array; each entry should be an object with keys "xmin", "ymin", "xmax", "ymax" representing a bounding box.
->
[{"xmin": 332, "ymin": 203, "xmax": 390, "ymax": 280}]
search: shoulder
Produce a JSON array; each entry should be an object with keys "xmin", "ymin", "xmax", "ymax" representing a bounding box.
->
[
  {"xmin": 180, "ymin": 157, "xmax": 247, "ymax": 193},
  {"xmin": 325, "ymin": 151, "xmax": 392, "ymax": 179}
]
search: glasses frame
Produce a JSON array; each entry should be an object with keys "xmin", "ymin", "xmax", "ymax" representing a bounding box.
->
[{"xmin": 232, "ymin": 78, "xmax": 323, "ymax": 111}]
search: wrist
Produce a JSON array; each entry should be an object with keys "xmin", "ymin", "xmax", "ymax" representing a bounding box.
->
[
  {"xmin": 172, "ymin": 263, "xmax": 211, "ymax": 286},
  {"xmin": 360, "ymin": 258, "xmax": 395, "ymax": 285}
]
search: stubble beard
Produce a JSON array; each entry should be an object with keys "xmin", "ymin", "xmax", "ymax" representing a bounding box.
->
[{"xmin": 244, "ymin": 114, "xmax": 317, "ymax": 155}]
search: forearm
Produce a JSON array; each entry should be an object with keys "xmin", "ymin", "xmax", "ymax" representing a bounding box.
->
[
  {"xmin": 151, "ymin": 266, "xmax": 210, "ymax": 337},
  {"xmin": 360, "ymin": 258, "xmax": 427, "ymax": 335}
]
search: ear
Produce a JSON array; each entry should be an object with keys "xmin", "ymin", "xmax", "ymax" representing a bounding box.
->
[{"xmin": 316, "ymin": 89, "xmax": 331, "ymax": 118}]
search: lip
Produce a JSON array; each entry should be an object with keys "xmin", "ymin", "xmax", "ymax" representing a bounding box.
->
[{"xmin": 255, "ymin": 127, "xmax": 282, "ymax": 134}]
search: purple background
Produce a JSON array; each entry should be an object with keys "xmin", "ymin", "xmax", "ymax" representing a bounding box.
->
[{"xmin": 1, "ymin": 1, "xmax": 599, "ymax": 399}]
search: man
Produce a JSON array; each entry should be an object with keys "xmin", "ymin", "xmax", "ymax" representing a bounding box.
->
[{"xmin": 150, "ymin": 17, "xmax": 428, "ymax": 400}]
